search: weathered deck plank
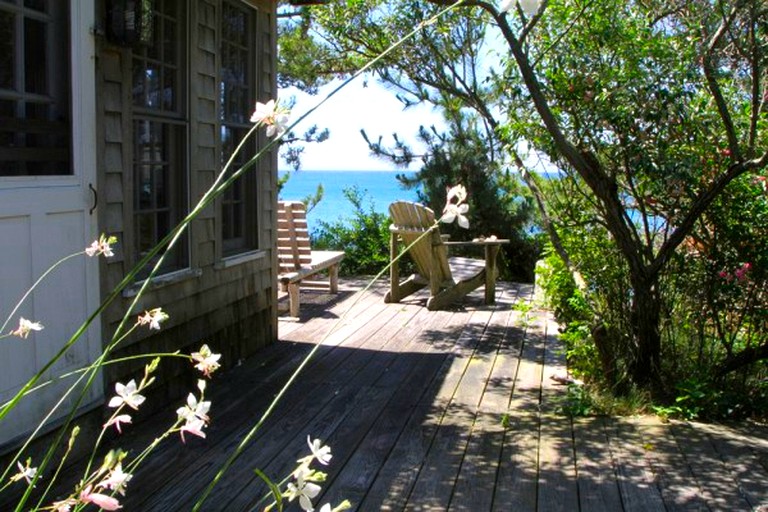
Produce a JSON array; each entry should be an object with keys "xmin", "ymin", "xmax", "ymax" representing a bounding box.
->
[
  {"xmin": 631, "ymin": 417, "xmax": 709, "ymax": 511},
  {"xmin": 492, "ymin": 297, "xmax": 545, "ymax": 511},
  {"xmin": 23, "ymin": 279, "xmax": 768, "ymax": 512},
  {"xmin": 669, "ymin": 421, "xmax": 753, "ymax": 511},
  {"xmin": 573, "ymin": 416, "xmax": 624, "ymax": 512},
  {"xmin": 537, "ymin": 314, "xmax": 579, "ymax": 512},
  {"xmin": 447, "ymin": 304, "xmax": 519, "ymax": 511},
  {"xmin": 690, "ymin": 421, "xmax": 768, "ymax": 508},
  {"xmin": 606, "ymin": 416, "xmax": 667, "ymax": 512}
]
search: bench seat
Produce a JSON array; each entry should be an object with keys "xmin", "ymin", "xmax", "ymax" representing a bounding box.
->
[{"xmin": 277, "ymin": 202, "xmax": 346, "ymax": 316}]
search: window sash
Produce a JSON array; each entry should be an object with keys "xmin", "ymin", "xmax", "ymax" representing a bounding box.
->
[
  {"xmin": 220, "ymin": 0, "xmax": 258, "ymax": 256},
  {"xmin": 132, "ymin": 117, "xmax": 188, "ymax": 277},
  {"xmin": 131, "ymin": 0, "xmax": 188, "ymax": 277}
]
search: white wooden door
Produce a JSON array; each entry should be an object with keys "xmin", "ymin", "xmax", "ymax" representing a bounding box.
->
[{"xmin": 0, "ymin": 1, "xmax": 102, "ymax": 447}]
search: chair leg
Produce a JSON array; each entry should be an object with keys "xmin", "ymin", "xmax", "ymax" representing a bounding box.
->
[
  {"xmin": 288, "ymin": 282, "xmax": 300, "ymax": 317},
  {"xmin": 388, "ymin": 233, "xmax": 401, "ymax": 303},
  {"xmin": 485, "ymin": 244, "xmax": 500, "ymax": 304},
  {"xmin": 329, "ymin": 264, "xmax": 339, "ymax": 294}
]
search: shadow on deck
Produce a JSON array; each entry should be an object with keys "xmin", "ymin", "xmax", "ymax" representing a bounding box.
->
[{"xmin": 16, "ymin": 279, "xmax": 768, "ymax": 510}]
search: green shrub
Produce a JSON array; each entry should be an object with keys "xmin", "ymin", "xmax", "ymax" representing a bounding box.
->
[{"xmin": 311, "ymin": 187, "xmax": 392, "ymax": 276}]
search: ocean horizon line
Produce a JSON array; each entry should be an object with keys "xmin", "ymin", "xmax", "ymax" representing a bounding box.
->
[{"xmin": 278, "ymin": 168, "xmax": 410, "ymax": 173}]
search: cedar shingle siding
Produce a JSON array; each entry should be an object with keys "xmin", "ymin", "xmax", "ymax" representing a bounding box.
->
[{"xmin": 95, "ymin": 0, "xmax": 278, "ymax": 413}]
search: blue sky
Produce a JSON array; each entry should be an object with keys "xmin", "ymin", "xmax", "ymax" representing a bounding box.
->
[{"xmin": 278, "ymin": 78, "xmax": 446, "ymax": 171}]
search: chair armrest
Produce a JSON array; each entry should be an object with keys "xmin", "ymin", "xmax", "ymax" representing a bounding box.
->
[{"xmin": 443, "ymin": 239, "xmax": 510, "ymax": 247}]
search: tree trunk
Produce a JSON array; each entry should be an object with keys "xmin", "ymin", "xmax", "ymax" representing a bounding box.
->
[{"xmin": 629, "ymin": 277, "xmax": 662, "ymax": 391}]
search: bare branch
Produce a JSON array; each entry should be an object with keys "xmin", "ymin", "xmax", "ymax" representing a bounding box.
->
[
  {"xmin": 702, "ymin": 4, "xmax": 742, "ymax": 159},
  {"xmin": 649, "ymin": 150, "xmax": 768, "ymax": 279}
]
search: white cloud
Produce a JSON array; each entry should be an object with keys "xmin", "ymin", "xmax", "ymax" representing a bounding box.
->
[{"xmin": 279, "ymin": 78, "xmax": 445, "ymax": 171}]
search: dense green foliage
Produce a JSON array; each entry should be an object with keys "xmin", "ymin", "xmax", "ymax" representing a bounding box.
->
[
  {"xmin": 509, "ymin": 1, "xmax": 768, "ymax": 415},
  {"xmin": 537, "ymin": 172, "xmax": 768, "ymax": 419},
  {"xmin": 311, "ymin": 187, "xmax": 392, "ymax": 276}
]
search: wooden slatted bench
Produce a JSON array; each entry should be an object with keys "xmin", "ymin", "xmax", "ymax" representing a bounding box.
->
[{"xmin": 277, "ymin": 201, "xmax": 345, "ymax": 316}]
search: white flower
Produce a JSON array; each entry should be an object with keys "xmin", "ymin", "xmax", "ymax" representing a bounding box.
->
[
  {"xmin": 85, "ymin": 234, "xmax": 116, "ymax": 258},
  {"xmin": 137, "ymin": 308, "xmax": 169, "ymax": 330},
  {"xmin": 104, "ymin": 414, "xmax": 133, "ymax": 434},
  {"xmin": 250, "ymin": 99, "xmax": 290, "ymax": 138},
  {"xmin": 307, "ymin": 436, "xmax": 332, "ymax": 465},
  {"xmin": 108, "ymin": 380, "xmax": 146, "ymax": 410},
  {"xmin": 441, "ymin": 202, "xmax": 470, "ymax": 229},
  {"xmin": 445, "ymin": 184, "xmax": 467, "ymax": 205},
  {"xmin": 499, "ymin": 0, "xmax": 515, "ymax": 12},
  {"xmin": 177, "ymin": 390, "xmax": 211, "ymax": 443},
  {"xmin": 191, "ymin": 344, "xmax": 221, "ymax": 378},
  {"xmin": 519, "ymin": 0, "xmax": 542, "ymax": 16},
  {"xmin": 98, "ymin": 463, "xmax": 132, "ymax": 496},
  {"xmin": 10, "ymin": 317, "xmax": 44, "ymax": 339},
  {"xmin": 176, "ymin": 393, "xmax": 211, "ymax": 424},
  {"xmin": 11, "ymin": 459, "xmax": 38, "ymax": 485},
  {"xmin": 267, "ymin": 114, "xmax": 289, "ymax": 138},
  {"xmin": 285, "ymin": 466, "xmax": 322, "ymax": 512},
  {"xmin": 440, "ymin": 184, "xmax": 470, "ymax": 228}
]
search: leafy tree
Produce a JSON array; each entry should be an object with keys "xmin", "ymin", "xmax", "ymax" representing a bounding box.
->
[
  {"xmin": 485, "ymin": 0, "xmax": 768, "ymax": 391},
  {"xmin": 278, "ymin": 0, "xmax": 768, "ymax": 395}
]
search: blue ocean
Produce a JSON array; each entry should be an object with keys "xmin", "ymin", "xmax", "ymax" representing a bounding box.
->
[{"xmin": 278, "ymin": 170, "xmax": 420, "ymax": 233}]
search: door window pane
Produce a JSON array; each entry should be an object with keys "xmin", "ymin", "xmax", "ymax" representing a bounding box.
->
[
  {"xmin": 0, "ymin": 12, "xmax": 14, "ymax": 89},
  {"xmin": 0, "ymin": 0, "xmax": 71, "ymax": 177}
]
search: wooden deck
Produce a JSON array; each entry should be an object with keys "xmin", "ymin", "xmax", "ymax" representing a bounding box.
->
[{"xmin": 22, "ymin": 279, "xmax": 768, "ymax": 510}]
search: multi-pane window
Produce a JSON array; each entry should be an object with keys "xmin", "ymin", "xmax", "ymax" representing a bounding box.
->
[
  {"xmin": 220, "ymin": 0, "xmax": 257, "ymax": 256},
  {"xmin": 0, "ymin": 0, "xmax": 70, "ymax": 176},
  {"xmin": 132, "ymin": 0, "xmax": 187, "ymax": 276}
]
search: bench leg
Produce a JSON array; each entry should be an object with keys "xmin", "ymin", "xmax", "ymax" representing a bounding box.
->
[
  {"xmin": 288, "ymin": 282, "xmax": 300, "ymax": 317},
  {"xmin": 329, "ymin": 264, "xmax": 339, "ymax": 294}
]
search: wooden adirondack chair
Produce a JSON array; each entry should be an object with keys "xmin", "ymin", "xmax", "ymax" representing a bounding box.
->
[
  {"xmin": 385, "ymin": 201, "xmax": 508, "ymax": 310},
  {"xmin": 277, "ymin": 201, "xmax": 345, "ymax": 316}
]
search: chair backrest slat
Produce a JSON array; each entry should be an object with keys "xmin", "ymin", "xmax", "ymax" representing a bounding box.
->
[
  {"xmin": 277, "ymin": 201, "xmax": 313, "ymax": 272},
  {"xmin": 389, "ymin": 200, "xmax": 452, "ymax": 283}
]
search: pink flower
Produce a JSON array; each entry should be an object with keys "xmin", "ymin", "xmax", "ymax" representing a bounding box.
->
[
  {"xmin": 79, "ymin": 485, "xmax": 122, "ymax": 510},
  {"xmin": 137, "ymin": 308, "xmax": 169, "ymax": 330},
  {"xmin": 734, "ymin": 262, "xmax": 752, "ymax": 282},
  {"xmin": 85, "ymin": 234, "xmax": 117, "ymax": 258},
  {"xmin": 104, "ymin": 414, "xmax": 133, "ymax": 434},
  {"xmin": 50, "ymin": 498, "xmax": 77, "ymax": 512},
  {"xmin": 180, "ymin": 418, "xmax": 207, "ymax": 443}
]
